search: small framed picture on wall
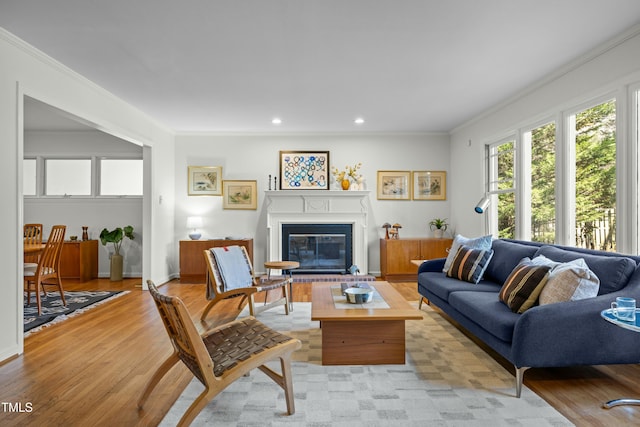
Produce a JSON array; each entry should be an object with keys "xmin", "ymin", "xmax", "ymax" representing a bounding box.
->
[
  {"xmin": 376, "ymin": 171, "xmax": 411, "ymax": 200},
  {"xmin": 222, "ymin": 180, "xmax": 258, "ymax": 210},
  {"xmin": 188, "ymin": 166, "xmax": 222, "ymax": 196},
  {"xmin": 413, "ymin": 170, "xmax": 446, "ymax": 200}
]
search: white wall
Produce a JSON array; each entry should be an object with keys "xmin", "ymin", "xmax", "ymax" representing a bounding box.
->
[
  {"xmin": 0, "ymin": 29, "xmax": 175, "ymax": 360},
  {"xmin": 174, "ymin": 133, "xmax": 451, "ymax": 275},
  {"xmin": 449, "ymin": 26, "xmax": 640, "ymax": 244},
  {"xmin": 24, "ymin": 130, "xmax": 143, "ymax": 277}
]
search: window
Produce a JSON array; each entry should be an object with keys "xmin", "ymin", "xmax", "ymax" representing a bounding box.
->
[
  {"xmin": 23, "ymin": 158, "xmax": 36, "ymax": 196},
  {"xmin": 100, "ymin": 159, "xmax": 143, "ymax": 196},
  {"xmin": 25, "ymin": 156, "xmax": 143, "ymax": 198},
  {"xmin": 572, "ymin": 99, "xmax": 616, "ymax": 251},
  {"xmin": 488, "ymin": 139, "xmax": 516, "ymax": 239},
  {"xmin": 45, "ymin": 159, "xmax": 91, "ymax": 196},
  {"xmin": 528, "ymin": 122, "xmax": 556, "ymax": 243},
  {"xmin": 483, "ymin": 98, "xmax": 618, "ymax": 251}
]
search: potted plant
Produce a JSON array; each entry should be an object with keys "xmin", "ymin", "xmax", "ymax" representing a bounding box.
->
[
  {"xmin": 100, "ymin": 225, "xmax": 134, "ymax": 281},
  {"xmin": 429, "ymin": 218, "xmax": 448, "ymax": 238}
]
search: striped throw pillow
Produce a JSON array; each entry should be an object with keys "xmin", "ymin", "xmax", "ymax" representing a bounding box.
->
[
  {"xmin": 446, "ymin": 245, "xmax": 494, "ymax": 284},
  {"xmin": 499, "ymin": 259, "xmax": 551, "ymax": 313}
]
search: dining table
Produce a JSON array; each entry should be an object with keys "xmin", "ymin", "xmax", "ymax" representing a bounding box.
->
[{"xmin": 24, "ymin": 242, "xmax": 46, "ymax": 256}]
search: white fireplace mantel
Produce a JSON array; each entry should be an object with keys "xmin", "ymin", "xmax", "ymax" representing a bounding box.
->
[{"xmin": 265, "ymin": 190, "xmax": 370, "ymax": 274}]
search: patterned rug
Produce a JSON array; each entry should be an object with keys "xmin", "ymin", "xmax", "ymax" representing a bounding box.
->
[
  {"xmin": 24, "ymin": 290, "xmax": 128, "ymax": 337},
  {"xmin": 162, "ymin": 303, "xmax": 573, "ymax": 426}
]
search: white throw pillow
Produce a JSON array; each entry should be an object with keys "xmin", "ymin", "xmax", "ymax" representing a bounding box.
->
[
  {"xmin": 442, "ymin": 234, "xmax": 493, "ymax": 273},
  {"xmin": 532, "ymin": 255, "xmax": 600, "ymax": 304}
]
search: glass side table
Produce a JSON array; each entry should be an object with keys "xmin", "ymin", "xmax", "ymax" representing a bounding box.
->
[{"xmin": 600, "ymin": 308, "xmax": 640, "ymax": 408}]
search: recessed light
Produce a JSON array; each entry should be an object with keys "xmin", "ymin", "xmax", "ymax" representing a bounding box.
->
[
  {"xmin": 272, "ymin": 117, "xmax": 282, "ymax": 125},
  {"xmin": 354, "ymin": 117, "xmax": 365, "ymax": 125}
]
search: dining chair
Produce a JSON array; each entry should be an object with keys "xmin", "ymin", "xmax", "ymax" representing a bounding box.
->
[
  {"xmin": 23, "ymin": 223, "xmax": 43, "ymax": 267},
  {"xmin": 200, "ymin": 246, "xmax": 291, "ymax": 321},
  {"xmin": 24, "ymin": 225, "xmax": 66, "ymax": 315},
  {"xmin": 138, "ymin": 280, "xmax": 301, "ymax": 427}
]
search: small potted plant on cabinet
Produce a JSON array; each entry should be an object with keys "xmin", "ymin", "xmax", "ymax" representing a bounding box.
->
[
  {"xmin": 100, "ymin": 225, "xmax": 134, "ymax": 281},
  {"xmin": 429, "ymin": 218, "xmax": 448, "ymax": 238}
]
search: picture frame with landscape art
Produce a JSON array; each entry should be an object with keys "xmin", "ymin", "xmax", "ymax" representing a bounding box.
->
[
  {"xmin": 188, "ymin": 166, "xmax": 222, "ymax": 196},
  {"xmin": 223, "ymin": 180, "xmax": 257, "ymax": 210},
  {"xmin": 377, "ymin": 170, "xmax": 411, "ymax": 200},
  {"xmin": 413, "ymin": 170, "xmax": 446, "ymax": 200},
  {"xmin": 279, "ymin": 150, "xmax": 329, "ymax": 190}
]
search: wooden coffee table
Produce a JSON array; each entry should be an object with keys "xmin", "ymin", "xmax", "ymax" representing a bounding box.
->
[{"xmin": 311, "ymin": 281, "xmax": 423, "ymax": 365}]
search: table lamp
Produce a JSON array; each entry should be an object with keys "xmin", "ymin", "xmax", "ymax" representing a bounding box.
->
[{"xmin": 187, "ymin": 216, "xmax": 203, "ymax": 240}]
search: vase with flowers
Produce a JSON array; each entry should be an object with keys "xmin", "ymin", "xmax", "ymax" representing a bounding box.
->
[{"xmin": 331, "ymin": 162, "xmax": 363, "ymax": 190}]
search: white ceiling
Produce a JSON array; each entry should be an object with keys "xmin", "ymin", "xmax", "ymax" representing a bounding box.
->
[{"xmin": 4, "ymin": 1, "xmax": 640, "ymax": 133}]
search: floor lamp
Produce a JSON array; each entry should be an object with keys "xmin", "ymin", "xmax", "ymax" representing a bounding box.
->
[{"xmin": 474, "ymin": 194, "xmax": 491, "ymax": 235}]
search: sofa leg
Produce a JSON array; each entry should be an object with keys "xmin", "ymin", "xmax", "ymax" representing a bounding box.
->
[
  {"xmin": 418, "ymin": 297, "xmax": 429, "ymax": 309},
  {"xmin": 515, "ymin": 366, "xmax": 530, "ymax": 398}
]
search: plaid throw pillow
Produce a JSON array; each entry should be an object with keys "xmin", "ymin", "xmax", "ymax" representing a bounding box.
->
[
  {"xmin": 499, "ymin": 259, "xmax": 551, "ymax": 313},
  {"xmin": 446, "ymin": 245, "xmax": 494, "ymax": 284}
]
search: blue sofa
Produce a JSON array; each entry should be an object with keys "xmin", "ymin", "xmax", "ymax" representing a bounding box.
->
[{"xmin": 417, "ymin": 238, "xmax": 640, "ymax": 397}]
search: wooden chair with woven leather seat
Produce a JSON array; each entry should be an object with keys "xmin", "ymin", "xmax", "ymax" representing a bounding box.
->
[
  {"xmin": 23, "ymin": 223, "xmax": 43, "ymax": 268},
  {"xmin": 24, "ymin": 224, "xmax": 66, "ymax": 315},
  {"xmin": 138, "ymin": 280, "xmax": 301, "ymax": 427},
  {"xmin": 200, "ymin": 245, "xmax": 291, "ymax": 321}
]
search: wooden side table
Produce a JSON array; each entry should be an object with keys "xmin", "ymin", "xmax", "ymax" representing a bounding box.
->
[{"xmin": 264, "ymin": 261, "xmax": 299, "ymax": 311}]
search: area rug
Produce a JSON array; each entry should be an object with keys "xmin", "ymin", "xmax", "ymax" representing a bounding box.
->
[
  {"xmin": 162, "ymin": 303, "xmax": 573, "ymax": 426},
  {"xmin": 24, "ymin": 290, "xmax": 128, "ymax": 337}
]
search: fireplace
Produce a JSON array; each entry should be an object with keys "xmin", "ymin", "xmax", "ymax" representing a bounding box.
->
[
  {"xmin": 265, "ymin": 190, "xmax": 370, "ymax": 275},
  {"xmin": 282, "ymin": 223, "xmax": 352, "ymax": 273}
]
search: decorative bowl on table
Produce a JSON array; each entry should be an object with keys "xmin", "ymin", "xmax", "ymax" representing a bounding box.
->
[{"xmin": 344, "ymin": 287, "xmax": 374, "ymax": 304}]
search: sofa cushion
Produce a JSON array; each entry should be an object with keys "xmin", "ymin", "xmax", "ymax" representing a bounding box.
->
[
  {"xmin": 446, "ymin": 245, "xmax": 494, "ymax": 284},
  {"xmin": 418, "ymin": 272, "xmax": 502, "ymax": 302},
  {"xmin": 530, "ymin": 255, "xmax": 600, "ymax": 304},
  {"xmin": 499, "ymin": 259, "xmax": 551, "ymax": 313},
  {"xmin": 534, "ymin": 245, "xmax": 635, "ymax": 295},
  {"xmin": 442, "ymin": 234, "xmax": 492, "ymax": 273},
  {"xmin": 448, "ymin": 291, "xmax": 520, "ymax": 343},
  {"xmin": 484, "ymin": 239, "xmax": 540, "ymax": 285}
]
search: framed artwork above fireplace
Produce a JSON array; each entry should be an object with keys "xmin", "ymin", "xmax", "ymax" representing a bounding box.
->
[{"xmin": 279, "ymin": 150, "xmax": 329, "ymax": 190}]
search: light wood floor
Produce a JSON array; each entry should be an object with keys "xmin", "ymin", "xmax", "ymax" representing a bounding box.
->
[{"xmin": 1, "ymin": 278, "xmax": 639, "ymax": 426}]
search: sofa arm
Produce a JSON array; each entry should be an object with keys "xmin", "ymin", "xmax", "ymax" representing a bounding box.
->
[
  {"xmin": 511, "ymin": 292, "xmax": 640, "ymax": 368},
  {"xmin": 417, "ymin": 258, "xmax": 446, "ymax": 274}
]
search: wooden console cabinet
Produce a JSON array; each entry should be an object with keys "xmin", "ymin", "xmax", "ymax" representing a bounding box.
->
[
  {"xmin": 179, "ymin": 238, "xmax": 254, "ymax": 283},
  {"xmin": 59, "ymin": 239, "xmax": 99, "ymax": 282},
  {"xmin": 380, "ymin": 237, "xmax": 453, "ymax": 281}
]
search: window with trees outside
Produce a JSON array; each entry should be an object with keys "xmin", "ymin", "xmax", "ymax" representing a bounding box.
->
[
  {"xmin": 485, "ymin": 98, "xmax": 617, "ymax": 252},
  {"xmin": 529, "ymin": 122, "xmax": 556, "ymax": 243},
  {"xmin": 572, "ymin": 100, "xmax": 616, "ymax": 251},
  {"xmin": 488, "ymin": 139, "xmax": 516, "ymax": 239}
]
